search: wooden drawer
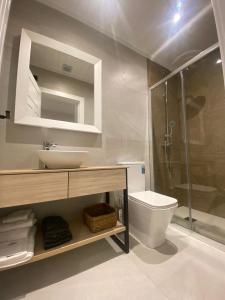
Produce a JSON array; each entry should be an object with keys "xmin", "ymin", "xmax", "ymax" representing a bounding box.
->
[
  {"xmin": 0, "ymin": 172, "xmax": 68, "ymax": 208},
  {"xmin": 69, "ymin": 169, "xmax": 126, "ymax": 198}
]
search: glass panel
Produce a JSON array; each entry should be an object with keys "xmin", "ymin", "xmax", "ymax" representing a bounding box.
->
[
  {"xmin": 151, "ymin": 74, "xmax": 191, "ymax": 229},
  {"xmin": 184, "ymin": 48, "xmax": 225, "ymax": 243},
  {"xmin": 41, "ymin": 92, "xmax": 79, "ymax": 123},
  {"xmin": 30, "ymin": 42, "xmax": 94, "ymax": 125}
]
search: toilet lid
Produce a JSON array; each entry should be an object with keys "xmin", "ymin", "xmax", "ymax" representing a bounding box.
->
[{"xmin": 128, "ymin": 190, "xmax": 178, "ymax": 209}]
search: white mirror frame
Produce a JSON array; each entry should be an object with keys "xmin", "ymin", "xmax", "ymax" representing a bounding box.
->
[
  {"xmin": 40, "ymin": 87, "xmax": 85, "ymax": 124},
  {"xmin": 15, "ymin": 29, "xmax": 102, "ymax": 133}
]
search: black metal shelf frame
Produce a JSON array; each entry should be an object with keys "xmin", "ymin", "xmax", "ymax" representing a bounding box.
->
[{"xmin": 105, "ymin": 169, "xmax": 129, "ymax": 253}]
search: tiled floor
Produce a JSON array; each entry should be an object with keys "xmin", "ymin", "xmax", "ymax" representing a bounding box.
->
[
  {"xmin": 1, "ymin": 224, "xmax": 225, "ymax": 300},
  {"xmin": 175, "ymin": 206, "xmax": 225, "ymax": 244}
]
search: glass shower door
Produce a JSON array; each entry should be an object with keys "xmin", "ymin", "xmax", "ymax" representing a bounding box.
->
[
  {"xmin": 183, "ymin": 48, "xmax": 225, "ymax": 242},
  {"xmin": 151, "ymin": 73, "xmax": 191, "ymax": 229}
]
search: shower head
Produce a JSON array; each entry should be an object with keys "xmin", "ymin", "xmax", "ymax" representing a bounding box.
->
[
  {"xmin": 186, "ymin": 95, "xmax": 195, "ymax": 106},
  {"xmin": 186, "ymin": 95, "xmax": 206, "ymax": 109},
  {"xmin": 185, "ymin": 95, "xmax": 206, "ymax": 119}
]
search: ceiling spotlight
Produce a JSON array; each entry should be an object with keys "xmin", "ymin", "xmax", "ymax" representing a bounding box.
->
[
  {"xmin": 216, "ymin": 58, "xmax": 222, "ymax": 64},
  {"xmin": 173, "ymin": 13, "xmax": 181, "ymax": 23}
]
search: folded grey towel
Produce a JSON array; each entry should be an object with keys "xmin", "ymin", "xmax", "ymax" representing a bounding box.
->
[{"xmin": 44, "ymin": 234, "xmax": 72, "ymax": 250}]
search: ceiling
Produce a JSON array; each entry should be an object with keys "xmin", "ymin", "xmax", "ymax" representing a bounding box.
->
[
  {"xmin": 30, "ymin": 42, "xmax": 94, "ymax": 84},
  {"xmin": 36, "ymin": 0, "xmax": 218, "ymax": 71}
]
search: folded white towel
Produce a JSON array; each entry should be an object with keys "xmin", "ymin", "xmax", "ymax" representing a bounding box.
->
[
  {"xmin": 2, "ymin": 209, "xmax": 33, "ymax": 224},
  {"xmin": 0, "ymin": 251, "xmax": 29, "ymax": 267},
  {"xmin": 0, "ymin": 226, "xmax": 36, "ymax": 269},
  {"xmin": 0, "ymin": 227, "xmax": 30, "ymax": 243},
  {"xmin": 0, "ymin": 237, "xmax": 28, "ymax": 258},
  {"xmin": 0, "ymin": 213, "xmax": 36, "ymax": 233}
]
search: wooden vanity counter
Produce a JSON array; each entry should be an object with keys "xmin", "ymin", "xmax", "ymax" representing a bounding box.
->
[
  {"xmin": 0, "ymin": 165, "xmax": 127, "ymax": 175},
  {"xmin": 0, "ymin": 166, "xmax": 127, "ymax": 208},
  {"xmin": 0, "ymin": 165, "xmax": 129, "ymax": 270}
]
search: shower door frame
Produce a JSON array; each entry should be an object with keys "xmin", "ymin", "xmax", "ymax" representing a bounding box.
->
[{"xmin": 148, "ymin": 42, "xmax": 220, "ymax": 229}]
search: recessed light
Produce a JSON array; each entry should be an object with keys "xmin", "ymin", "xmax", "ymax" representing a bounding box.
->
[
  {"xmin": 216, "ymin": 58, "xmax": 222, "ymax": 64},
  {"xmin": 173, "ymin": 13, "xmax": 181, "ymax": 23},
  {"xmin": 62, "ymin": 64, "xmax": 73, "ymax": 72}
]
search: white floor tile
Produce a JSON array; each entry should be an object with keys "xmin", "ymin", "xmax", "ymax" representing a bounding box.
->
[
  {"xmin": 1, "ymin": 225, "xmax": 225, "ymax": 300},
  {"xmin": 25, "ymin": 255, "xmax": 167, "ymax": 300},
  {"xmin": 130, "ymin": 225, "xmax": 225, "ymax": 300}
]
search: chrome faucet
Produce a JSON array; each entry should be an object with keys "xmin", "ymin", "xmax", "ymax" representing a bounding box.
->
[{"xmin": 43, "ymin": 141, "xmax": 57, "ymax": 150}]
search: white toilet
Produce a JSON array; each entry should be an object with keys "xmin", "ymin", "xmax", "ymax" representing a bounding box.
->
[{"xmin": 119, "ymin": 162, "xmax": 178, "ymax": 248}]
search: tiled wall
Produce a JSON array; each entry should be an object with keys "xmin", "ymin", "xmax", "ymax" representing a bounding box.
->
[
  {"xmin": 147, "ymin": 59, "xmax": 170, "ymax": 88},
  {"xmin": 0, "ymin": 0, "xmax": 148, "ymax": 170}
]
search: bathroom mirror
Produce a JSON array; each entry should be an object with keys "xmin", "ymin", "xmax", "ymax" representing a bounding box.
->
[{"xmin": 15, "ymin": 29, "xmax": 102, "ymax": 133}]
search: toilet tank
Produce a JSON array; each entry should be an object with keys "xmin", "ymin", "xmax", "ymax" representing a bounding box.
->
[{"xmin": 118, "ymin": 162, "xmax": 145, "ymax": 193}]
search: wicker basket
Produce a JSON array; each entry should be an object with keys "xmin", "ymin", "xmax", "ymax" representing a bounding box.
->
[{"xmin": 83, "ymin": 203, "xmax": 117, "ymax": 233}]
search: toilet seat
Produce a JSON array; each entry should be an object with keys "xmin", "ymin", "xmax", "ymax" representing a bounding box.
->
[{"xmin": 129, "ymin": 190, "xmax": 178, "ymax": 209}]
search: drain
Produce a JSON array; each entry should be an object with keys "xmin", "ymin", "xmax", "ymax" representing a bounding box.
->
[{"xmin": 184, "ymin": 217, "xmax": 197, "ymax": 222}]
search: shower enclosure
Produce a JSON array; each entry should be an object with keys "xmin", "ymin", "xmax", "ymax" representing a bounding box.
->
[{"xmin": 150, "ymin": 44, "xmax": 225, "ymax": 244}]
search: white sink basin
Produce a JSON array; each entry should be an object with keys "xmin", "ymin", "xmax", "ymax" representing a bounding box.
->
[{"xmin": 38, "ymin": 150, "xmax": 89, "ymax": 169}]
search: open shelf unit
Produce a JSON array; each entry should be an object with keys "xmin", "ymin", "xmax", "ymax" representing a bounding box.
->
[
  {"xmin": 32, "ymin": 220, "xmax": 125, "ymax": 263},
  {"xmin": 1, "ymin": 219, "xmax": 125, "ymax": 271},
  {"xmin": 0, "ymin": 166, "xmax": 129, "ymax": 271}
]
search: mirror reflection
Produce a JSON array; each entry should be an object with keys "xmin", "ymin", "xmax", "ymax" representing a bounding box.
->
[{"xmin": 29, "ymin": 42, "xmax": 94, "ymax": 125}]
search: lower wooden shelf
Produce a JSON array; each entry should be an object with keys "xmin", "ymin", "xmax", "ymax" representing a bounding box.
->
[{"xmin": 1, "ymin": 219, "xmax": 125, "ymax": 271}]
